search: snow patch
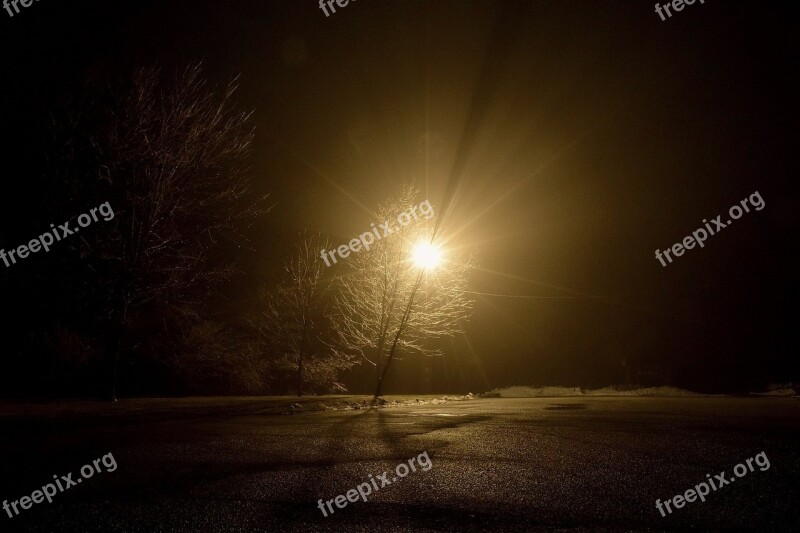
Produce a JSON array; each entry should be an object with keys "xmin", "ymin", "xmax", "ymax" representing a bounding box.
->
[
  {"xmin": 752, "ymin": 383, "xmax": 797, "ymax": 396},
  {"xmin": 329, "ymin": 393, "xmax": 477, "ymax": 411},
  {"xmin": 585, "ymin": 386, "xmax": 700, "ymax": 396},
  {"xmin": 482, "ymin": 385, "xmax": 699, "ymax": 398}
]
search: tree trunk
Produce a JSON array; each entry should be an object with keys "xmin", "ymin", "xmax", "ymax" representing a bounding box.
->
[
  {"xmin": 374, "ymin": 329, "xmax": 400, "ymax": 398},
  {"xmin": 375, "ymin": 345, "xmax": 381, "ymax": 391},
  {"xmin": 105, "ymin": 315, "xmax": 122, "ymax": 402},
  {"xmin": 297, "ymin": 322, "xmax": 309, "ymax": 397},
  {"xmin": 106, "ymin": 294, "xmax": 128, "ymax": 402},
  {"xmin": 373, "ymin": 291, "xmax": 401, "ymax": 396},
  {"xmin": 297, "ymin": 355, "xmax": 303, "ymax": 397},
  {"xmin": 374, "ymin": 272, "xmax": 423, "ymax": 398}
]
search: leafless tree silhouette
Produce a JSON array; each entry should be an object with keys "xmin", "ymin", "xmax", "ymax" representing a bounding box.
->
[
  {"xmin": 329, "ymin": 187, "xmax": 476, "ymax": 398},
  {"xmin": 57, "ymin": 64, "xmax": 267, "ymax": 399},
  {"xmin": 261, "ymin": 234, "xmax": 357, "ymax": 396}
]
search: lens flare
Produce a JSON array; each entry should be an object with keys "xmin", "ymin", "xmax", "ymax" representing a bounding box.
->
[{"xmin": 412, "ymin": 242, "xmax": 443, "ymax": 270}]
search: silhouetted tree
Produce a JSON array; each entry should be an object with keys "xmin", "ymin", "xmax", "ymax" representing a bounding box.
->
[
  {"xmin": 53, "ymin": 64, "xmax": 266, "ymax": 399},
  {"xmin": 260, "ymin": 234, "xmax": 356, "ymax": 395}
]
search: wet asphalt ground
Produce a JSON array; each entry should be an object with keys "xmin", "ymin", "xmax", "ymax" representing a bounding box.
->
[{"xmin": 0, "ymin": 396, "xmax": 798, "ymax": 532}]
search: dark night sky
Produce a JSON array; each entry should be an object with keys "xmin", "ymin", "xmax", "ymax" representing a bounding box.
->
[{"xmin": 0, "ymin": 1, "xmax": 796, "ymax": 394}]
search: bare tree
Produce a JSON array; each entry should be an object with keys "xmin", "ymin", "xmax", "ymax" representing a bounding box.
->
[
  {"xmin": 54, "ymin": 64, "xmax": 266, "ymax": 399},
  {"xmin": 329, "ymin": 187, "xmax": 476, "ymax": 398},
  {"xmin": 261, "ymin": 234, "xmax": 356, "ymax": 396}
]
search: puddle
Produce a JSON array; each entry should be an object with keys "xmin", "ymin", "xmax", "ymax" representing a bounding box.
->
[{"xmin": 543, "ymin": 403, "xmax": 587, "ymax": 411}]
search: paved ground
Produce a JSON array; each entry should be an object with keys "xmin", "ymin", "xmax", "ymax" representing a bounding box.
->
[{"xmin": 0, "ymin": 396, "xmax": 798, "ymax": 532}]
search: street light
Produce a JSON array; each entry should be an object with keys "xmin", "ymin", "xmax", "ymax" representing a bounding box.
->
[{"xmin": 411, "ymin": 242, "xmax": 442, "ymax": 270}]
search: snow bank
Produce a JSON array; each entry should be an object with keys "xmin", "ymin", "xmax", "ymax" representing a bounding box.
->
[
  {"xmin": 313, "ymin": 393, "xmax": 478, "ymax": 412},
  {"xmin": 585, "ymin": 386, "xmax": 700, "ymax": 396},
  {"xmin": 482, "ymin": 385, "xmax": 700, "ymax": 398},
  {"xmin": 481, "ymin": 386, "xmax": 582, "ymax": 397},
  {"xmin": 752, "ymin": 389, "xmax": 796, "ymax": 397},
  {"xmin": 749, "ymin": 383, "xmax": 797, "ymax": 397}
]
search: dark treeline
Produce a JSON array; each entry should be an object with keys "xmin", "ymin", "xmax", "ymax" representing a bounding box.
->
[
  {"xmin": 1, "ymin": 65, "xmax": 269, "ymax": 398},
  {"xmin": 0, "ymin": 65, "xmax": 474, "ymax": 399}
]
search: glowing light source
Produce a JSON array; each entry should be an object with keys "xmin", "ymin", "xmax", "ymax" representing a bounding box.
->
[{"xmin": 412, "ymin": 242, "xmax": 443, "ymax": 270}]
